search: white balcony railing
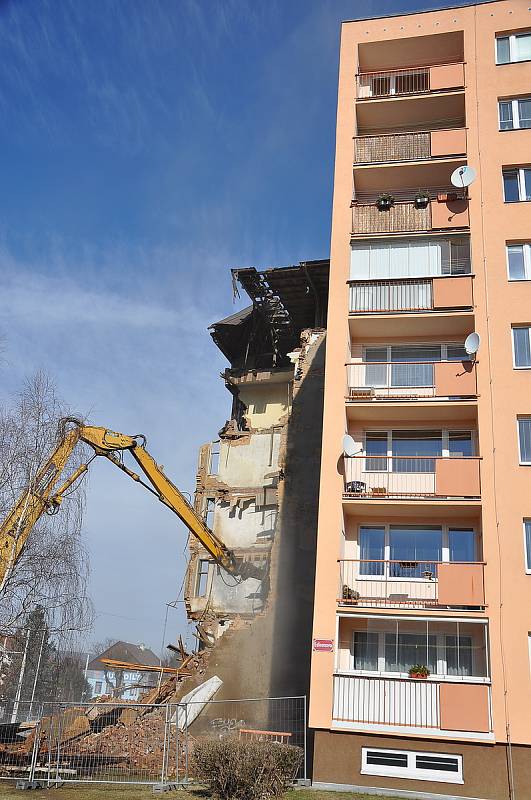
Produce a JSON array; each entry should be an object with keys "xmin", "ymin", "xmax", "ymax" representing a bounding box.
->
[
  {"xmin": 344, "ymin": 455, "xmax": 481, "ymax": 499},
  {"xmin": 357, "ymin": 67, "xmax": 430, "ymax": 99},
  {"xmin": 346, "ymin": 360, "xmax": 476, "ymax": 400},
  {"xmin": 338, "ymin": 559, "xmax": 486, "ymax": 609},
  {"xmin": 332, "ymin": 674, "xmax": 492, "ymax": 733},
  {"xmin": 349, "ymin": 278, "xmax": 432, "ymax": 313}
]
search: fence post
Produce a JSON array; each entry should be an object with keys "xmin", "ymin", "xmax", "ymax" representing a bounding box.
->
[
  {"xmin": 184, "ymin": 702, "xmax": 189, "ymax": 784},
  {"xmin": 55, "ymin": 704, "xmax": 63, "ymax": 785},
  {"xmin": 28, "ymin": 718, "xmax": 41, "ymax": 785},
  {"xmin": 161, "ymin": 704, "xmax": 169, "ymax": 786},
  {"xmin": 303, "ymin": 695, "xmax": 308, "ymax": 783}
]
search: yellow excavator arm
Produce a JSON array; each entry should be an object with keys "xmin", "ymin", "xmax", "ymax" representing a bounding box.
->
[{"xmin": 0, "ymin": 418, "xmax": 259, "ymax": 589}]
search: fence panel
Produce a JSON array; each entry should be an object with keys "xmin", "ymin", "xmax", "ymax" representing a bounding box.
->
[{"xmin": 0, "ymin": 695, "xmax": 307, "ymax": 786}]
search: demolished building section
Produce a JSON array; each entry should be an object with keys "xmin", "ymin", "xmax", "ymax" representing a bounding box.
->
[{"xmin": 185, "ymin": 261, "xmax": 329, "ymax": 667}]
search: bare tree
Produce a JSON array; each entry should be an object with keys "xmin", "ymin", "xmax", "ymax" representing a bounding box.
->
[{"xmin": 0, "ymin": 373, "xmax": 94, "ymax": 647}]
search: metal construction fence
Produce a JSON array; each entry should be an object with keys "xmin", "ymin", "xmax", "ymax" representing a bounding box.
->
[{"xmin": 0, "ymin": 695, "xmax": 307, "ymax": 788}]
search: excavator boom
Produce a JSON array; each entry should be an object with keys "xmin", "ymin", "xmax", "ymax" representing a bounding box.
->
[{"xmin": 0, "ymin": 419, "xmax": 262, "ymax": 588}]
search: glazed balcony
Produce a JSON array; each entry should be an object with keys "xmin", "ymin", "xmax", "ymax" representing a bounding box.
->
[
  {"xmin": 344, "ymin": 455, "xmax": 481, "ymax": 500},
  {"xmin": 349, "ymin": 274, "xmax": 473, "ymax": 315},
  {"xmin": 338, "ymin": 559, "xmax": 485, "ymax": 610},
  {"xmin": 346, "ymin": 359, "xmax": 477, "ymax": 400},
  {"xmin": 332, "ymin": 674, "xmax": 492, "ymax": 737},
  {"xmin": 351, "ymin": 197, "xmax": 469, "ymax": 235},
  {"xmin": 354, "ymin": 128, "xmax": 467, "ymax": 165},
  {"xmin": 356, "ymin": 63, "xmax": 465, "ymax": 100}
]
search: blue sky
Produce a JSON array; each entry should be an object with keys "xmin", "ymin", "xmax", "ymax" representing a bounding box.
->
[{"xmin": 0, "ymin": 0, "xmax": 486, "ymax": 654}]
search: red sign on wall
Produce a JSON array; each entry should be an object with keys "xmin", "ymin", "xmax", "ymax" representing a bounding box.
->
[{"xmin": 313, "ymin": 638, "xmax": 334, "ymax": 652}]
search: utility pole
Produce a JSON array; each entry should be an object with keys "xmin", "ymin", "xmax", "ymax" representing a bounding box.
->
[{"xmin": 11, "ymin": 628, "xmax": 30, "ymax": 723}]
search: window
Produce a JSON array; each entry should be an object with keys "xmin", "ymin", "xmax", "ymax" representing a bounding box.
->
[
  {"xmin": 364, "ymin": 429, "xmax": 475, "ymax": 473},
  {"xmin": 196, "ymin": 559, "xmax": 210, "ymax": 597},
  {"xmin": 361, "ymin": 747, "xmax": 463, "ymax": 784},
  {"xmin": 519, "ymin": 418, "xmax": 531, "ymax": 464},
  {"xmin": 508, "ymin": 244, "xmax": 531, "ymax": 280},
  {"xmin": 358, "ymin": 524, "xmax": 477, "ymax": 577},
  {"xmin": 209, "ymin": 441, "xmax": 220, "ymax": 475},
  {"xmin": 496, "ymin": 32, "xmax": 531, "ymax": 64},
  {"xmin": 94, "ymin": 681, "xmax": 102, "ymax": 694},
  {"xmin": 499, "ymin": 98, "xmax": 531, "ymax": 130},
  {"xmin": 350, "ymin": 237, "xmax": 470, "ymax": 281},
  {"xmin": 524, "ymin": 520, "xmax": 531, "ymax": 573},
  {"xmin": 204, "ymin": 497, "xmax": 215, "ymax": 528},
  {"xmin": 513, "ymin": 327, "xmax": 531, "ymax": 368},
  {"xmin": 503, "ymin": 168, "xmax": 531, "ymax": 202},
  {"xmin": 348, "ymin": 618, "xmax": 488, "ymax": 678}
]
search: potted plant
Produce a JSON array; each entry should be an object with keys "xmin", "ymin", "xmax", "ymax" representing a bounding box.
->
[
  {"xmin": 414, "ymin": 189, "xmax": 430, "ymax": 209},
  {"xmin": 376, "ymin": 192, "xmax": 395, "ymax": 211},
  {"xmin": 408, "ymin": 664, "xmax": 430, "ymax": 679},
  {"xmin": 342, "ymin": 585, "xmax": 360, "ymax": 604}
]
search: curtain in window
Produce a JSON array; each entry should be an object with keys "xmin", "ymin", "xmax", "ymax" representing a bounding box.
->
[
  {"xmin": 519, "ymin": 99, "xmax": 531, "ymax": 129},
  {"xmin": 448, "ymin": 431, "xmax": 473, "ymax": 457},
  {"xmin": 389, "ymin": 527, "xmax": 442, "ymax": 577},
  {"xmin": 508, "ymin": 245, "xmax": 526, "ymax": 280},
  {"xmin": 353, "ymin": 631, "xmax": 379, "ymax": 670},
  {"xmin": 390, "ymin": 345, "xmax": 439, "ymax": 387},
  {"xmin": 392, "ymin": 430, "xmax": 442, "ymax": 472},
  {"xmin": 525, "ymin": 521, "xmax": 531, "ymax": 571},
  {"xmin": 359, "ymin": 527, "xmax": 385, "ymax": 575},
  {"xmin": 499, "ymin": 101, "xmax": 513, "ymax": 130},
  {"xmin": 515, "ymin": 34, "xmax": 531, "ymax": 62},
  {"xmin": 364, "ymin": 347, "xmax": 387, "ymax": 387},
  {"xmin": 519, "ymin": 419, "xmax": 531, "ymax": 462},
  {"xmin": 513, "ymin": 328, "xmax": 531, "ymax": 367},
  {"xmin": 384, "ymin": 632, "xmax": 437, "ymax": 673},
  {"xmin": 445, "ymin": 635, "xmax": 473, "ymax": 676},
  {"xmin": 365, "ymin": 432, "xmax": 388, "ymax": 471}
]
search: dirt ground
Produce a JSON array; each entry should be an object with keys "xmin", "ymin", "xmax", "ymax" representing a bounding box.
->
[{"xmin": 0, "ymin": 785, "xmax": 397, "ymax": 800}]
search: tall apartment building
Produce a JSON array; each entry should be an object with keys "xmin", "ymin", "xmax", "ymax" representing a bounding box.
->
[{"xmin": 309, "ymin": 3, "xmax": 531, "ymax": 798}]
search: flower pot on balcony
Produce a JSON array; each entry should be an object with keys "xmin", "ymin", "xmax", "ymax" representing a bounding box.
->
[
  {"xmin": 342, "ymin": 585, "xmax": 360, "ymax": 604},
  {"xmin": 414, "ymin": 190, "xmax": 430, "ymax": 209},
  {"xmin": 376, "ymin": 193, "xmax": 395, "ymax": 211},
  {"xmin": 408, "ymin": 665, "xmax": 430, "ymax": 680}
]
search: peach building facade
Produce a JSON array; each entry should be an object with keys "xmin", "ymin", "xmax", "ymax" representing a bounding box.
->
[{"xmin": 309, "ymin": 2, "xmax": 531, "ymax": 798}]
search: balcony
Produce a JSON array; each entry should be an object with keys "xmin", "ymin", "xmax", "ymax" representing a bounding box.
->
[
  {"xmin": 346, "ymin": 359, "xmax": 477, "ymax": 401},
  {"xmin": 351, "ymin": 197, "xmax": 469, "ymax": 235},
  {"xmin": 356, "ymin": 63, "xmax": 465, "ymax": 100},
  {"xmin": 354, "ymin": 128, "xmax": 467, "ymax": 165},
  {"xmin": 344, "ymin": 456, "xmax": 481, "ymax": 499},
  {"xmin": 349, "ymin": 275, "xmax": 473, "ymax": 314},
  {"xmin": 332, "ymin": 674, "xmax": 492, "ymax": 737},
  {"xmin": 338, "ymin": 559, "xmax": 485, "ymax": 609}
]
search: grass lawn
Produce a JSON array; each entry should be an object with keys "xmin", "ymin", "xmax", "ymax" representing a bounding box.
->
[{"xmin": 0, "ymin": 786, "xmax": 398, "ymax": 800}]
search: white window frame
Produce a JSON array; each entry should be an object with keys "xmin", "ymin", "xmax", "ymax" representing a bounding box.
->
[
  {"xmin": 518, "ymin": 417, "xmax": 531, "ymax": 465},
  {"xmin": 361, "ymin": 747, "xmax": 464, "ymax": 784},
  {"xmin": 350, "ymin": 621, "xmax": 488, "ymax": 680},
  {"xmin": 511, "ymin": 326, "xmax": 531, "ymax": 369},
  {"xmin": 523, "ymin": 520, "xmax": 531, "ymax": 574},
  {"xmin": 499, "ymin": 97, "xmax": 531, "ymax": 130},
  {"xmin": 363, "ymin": 428, "xmax": 476, "ymax": 471},
  {"xmin": 496, "ymin": 32, "xmax": 531, "ymax": 65},
  {"xmin": 507, "ymin": 243, "xmax": 531, "ymax": 281},
  {"xmin": 356, "ymin": 523, "xmax": 478, "ymax": 570},
  {"xmin": 503, "ymin": 168, "xmax": 531, "ymax": 202}
]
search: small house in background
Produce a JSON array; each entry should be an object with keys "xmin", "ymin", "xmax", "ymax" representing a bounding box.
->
[{"xmin": 86, "ymin": 641, "xmax": 160, "ymax": 700}]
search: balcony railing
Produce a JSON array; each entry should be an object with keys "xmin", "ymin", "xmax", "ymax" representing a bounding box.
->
[
  {"xmin": 346, "ymin": 360, "xmax": 477, "ymax": 400},
  {"xmin": 344, "ymin": 455, "xmax": 481, "ymax": 499},
  {"xmin": 356, "ymin": 63, "xmax": 465, "ymax": 100},
  {"xmin": 348, "ymin": 275, "xmax": 474, "ymax": 314},
  {"xmin": 338, "ymin": 559, "xmax": 486, "ymax": 609},
  {"xmin": 354, "ymin": 128, "xmax": 467, "ymax": 165},
  {"xmin": 332, "ymin": 674, "xmax": 492, "ymax": 735}
]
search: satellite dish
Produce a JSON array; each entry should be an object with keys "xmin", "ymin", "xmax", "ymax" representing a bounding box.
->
[
  {"xmin": 451, "ymin": 165, "xmax": 476, "ymax": 189},
  {"xmin": 342, "ymin": 435, "xmax": 358, "ymax": 457},
  {"xmin": 464, "ymin": 332, "xmax": 481, "ymax": 356}
]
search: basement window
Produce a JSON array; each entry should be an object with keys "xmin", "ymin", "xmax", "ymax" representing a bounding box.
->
[{"xmin": 361, "ymin": 747, "xmax": 463, "ymax": 784}]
